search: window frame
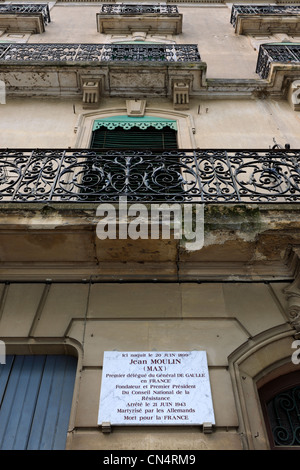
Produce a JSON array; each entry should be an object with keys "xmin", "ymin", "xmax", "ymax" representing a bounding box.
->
[{"xmin": 259, "ymin": 370, "xmax": 300, "ymax": 450}]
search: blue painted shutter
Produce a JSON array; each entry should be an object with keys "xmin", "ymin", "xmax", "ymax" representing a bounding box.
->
[{"xmin": 0, "ymin": 355, "xmax": 77, "ymax": 450}]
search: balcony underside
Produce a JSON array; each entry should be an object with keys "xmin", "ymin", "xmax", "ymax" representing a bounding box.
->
[
  {"xmin": 233, "ymin": 14, "xmax": 300, "ymax": 35},
  {"xmin": 256, "ymin": 44, "xmax": 300, "ymax": 101},
  {"xmin": 0, "ymin": 149, "xmax": 299, "ymax": 281},
  {"xmin": 1, "ymin": 62, "xmax": 299, "ymax": 101},
  {"xmin": 96, "ymin": 13, "xmax": 183, "ymax": 35},
  {"xmin": 0, "ymin": 203, "xmax": 299, "ymax": 283},
  {"xmin": 0, "ymin": 43, "xmax": 205, "ymax": 101},
  {"xmin": 0, "ymin": 13, "xmax": 47, "ymax": 33},
  {"xmin": 0, "ymin": 62, "xmax": 205, "ymax": 100},
  {"xmin": 230, "ymin": 5, "xmax": 300, "ymax": 35}
]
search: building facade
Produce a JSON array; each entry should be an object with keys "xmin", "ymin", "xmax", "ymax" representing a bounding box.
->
[{"xmin": 0, "ymin": 0, "xmax": 300, "ymax": 451}]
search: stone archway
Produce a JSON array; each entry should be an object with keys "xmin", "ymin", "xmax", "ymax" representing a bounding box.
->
[{"xmin": 228, "ymin": 325, "xmax": 298, "ymax": 449}]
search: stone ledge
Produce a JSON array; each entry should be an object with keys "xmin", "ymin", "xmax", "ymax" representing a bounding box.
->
[
  {"xmin": 0, "ymin": 13, "xmax": 47, "ymax": 34},
  {"xmin": 0, "ymin": 204, "xmax": 298, "ymax": 281},
  {"xmin": 96, "ymin": 13, "xmax": 183, "ymax": 35},
  {"xmin": 234, "ymin": 14, "xmax": 300, "ymax": 36},
  {"xmin": 0, "ymin": 61, "xmax": 206, "ymax": 101}
]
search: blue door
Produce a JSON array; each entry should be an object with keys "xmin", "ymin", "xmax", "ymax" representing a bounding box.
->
[{"xmin": 0, "ymin": 354, "xmax": 77, "ymax": 450}]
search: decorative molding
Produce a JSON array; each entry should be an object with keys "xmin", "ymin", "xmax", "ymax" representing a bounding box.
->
[
  {"xmin": 73, "ymin": 107, "xmax": 194, "ymax": 148},
  {"xmin": 92, "ymin": 115, "xmax": 177, "ymax": 131},
  {"xmin": 126, "ymin": 99, "xmax": 146, "ymax": 116},
  {"xmin": 173, "ymin": 80, "xmax": 190, "ymax": 110},
  {"xmin": 288, "ymin": 79, "xmax": 300, "ymax": 110},
  {"xmin": 0, "ymin": 79, "xmax": 5, "ymax": 104},
  {"xmin": 81, "ymin": 77, "xmax": 102, "ymax": 109},
  {"xmin": 284, "ymin": 247, "xmax": 300, "ymax": 331},
  {"xmin": 228, "ymin": 326, "xmax": 296, "ymax": 450},
  {"xmin": 284, "ymin": 283, "xmax": 300, "ymax": 331}
]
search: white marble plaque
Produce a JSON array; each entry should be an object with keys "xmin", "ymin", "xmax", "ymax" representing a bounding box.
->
[{"xmin": 98, "ymin": 351, "xmax": 215, "ymax": 426}]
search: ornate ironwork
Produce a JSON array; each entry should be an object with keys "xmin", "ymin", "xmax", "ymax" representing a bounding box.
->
[
  {"xmin": 256, "ymin": 43, "xmax": 300, "ymax": 79},
  {"xmin": 267, "ymin": 386, "xmax": 300, "ymax": 446},
  {"xmin": 230, "ymin": 4, "xmax": 300, "ymax": 28},
  {"xmin": 0, "ymin": 43, "xmax": 201, "ymax": 63},
  {"xmin": 0, "ymin": 149, "xmax": 300, "ymax": 203},
  {"xmin": 100, "ymin": 4, "xmax": 179, "ymax": 15},
  {"xmin": 0, "ymin": 3, "xmax": 51, "ymax": 26}
]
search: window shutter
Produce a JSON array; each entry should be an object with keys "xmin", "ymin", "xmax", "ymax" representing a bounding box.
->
[
  {"xmin": 91, "ymin": 126, "xmax": 177, "ymax": 150},
  {"xmin": 84, "ymin": 118, "xmax": 181, "ymax": 200},
  {"xmin": 0, "ymin": 355, "xmax": 77, "ymax": 450}
]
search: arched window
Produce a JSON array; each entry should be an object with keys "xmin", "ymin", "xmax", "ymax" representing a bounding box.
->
[
  {"xmin": 0, "ymin": 354, "xmax": 77, "ymax": 450},
  {"xmin": 259, "ymin": 371, "xmax": 300, "ymax": 449}
]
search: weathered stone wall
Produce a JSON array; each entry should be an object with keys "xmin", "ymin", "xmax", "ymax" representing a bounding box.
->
[
  {"xmin": 0, "ymin": 3, "xmax": 299, "ymax": 149},
  {"xmin": 1, "ymin": 96, "xmax": 299, "ymax": 149},
  {"xmin": 1, "ymin": 1, "xmax": 300, "ymax": 451},
  {"xmin": 0, "ymin": 280, "xmax": 292, "ymax": 449}
]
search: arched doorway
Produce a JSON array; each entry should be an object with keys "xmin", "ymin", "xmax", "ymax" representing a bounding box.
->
[{"xmin": 258, "ymin": 370, "xmax": 300, "ymax": 449}]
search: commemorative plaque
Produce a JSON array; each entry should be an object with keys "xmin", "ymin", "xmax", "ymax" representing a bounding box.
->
[{"xmin": 98, "ymin": 351, "xmax": 215, "ymax": 426}]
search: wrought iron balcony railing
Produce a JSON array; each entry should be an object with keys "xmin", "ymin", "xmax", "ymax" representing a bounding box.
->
[
  {"xmin": 100, "ymin": 4, "xmax": 179, "ymax": 15},
  {"xmin": 256, "ymin": 43, "xmax": 300, "ymax": 79},
  {"xmin": 0, "ymin": 43, "xmax": 201, "ymax": 64},
  {"xmin": 0, "ymin": 149, "xmax": 300, "ymax": 203},
  {"xmin": 230, "ymin": 4, "xmax": 300, "ymax": 28},
  {"xmin": 0, "ymin": 3, "xmax": 51, "ymax": 26}
]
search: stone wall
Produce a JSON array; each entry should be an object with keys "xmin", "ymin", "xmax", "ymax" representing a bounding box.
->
[{"xmin": 0, "ymin": 280, "xmax": 294, "ymax": 449}]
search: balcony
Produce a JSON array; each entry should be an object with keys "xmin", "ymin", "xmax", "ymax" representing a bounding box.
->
[
  {"xmin": 0, "ymin": 148, "xmax": 299, "ymax": 280},
  {"xmin": 230, "ymin": 4, "xmax": 300, "ymax": 35},
  {"xmin": 256, "ymin": 43, "xmax": 300, "ymax": 79},
  {"xmin": 96, "ymin": 4, "xmax": 182, "ymax": 35},
  {"xmin": 0, "ymin": 42, "xmax": 200, "ymax": 63},
  {"xmin": 0, "ymin": 148, "xmax": 299, "ymax": 204},
  {"xmin": 0, "ymin": 3, "xmax": 51, "ymax": 34},
  {"xmin": 0, "ymin": 43, "xmax": 205, "ymax": 103}
]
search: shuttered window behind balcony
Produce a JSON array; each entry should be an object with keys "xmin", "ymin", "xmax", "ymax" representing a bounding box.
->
[
  {"xmin": 82, "ymin": 116, "xmax": 181, "ymax": 199},
  {"xmin": 91, "ymin": 125, "xmax": 178, "ymax": 150},
  {"xmin": 91, "ymin": 115, "xmax": 178, "ymax": 150}
]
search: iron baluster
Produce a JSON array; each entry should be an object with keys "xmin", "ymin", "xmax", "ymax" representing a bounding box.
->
[
  {"xmin": 257, "ymin": 44, "xmax": 300, "ymax": 79},
  {"xmin": 99, "ymin": 4, "xmax": 179, "ymax": 15},
  {"xmin": 1, "ymin": 149, "xmax": 300, "ymax": 202},
  {"xmin": 0, "ymin": 4, "xmax": 51, "ymax": 27},
  {"xmin": 231, "ymin": 4, "xmax": 300, "ymax": 28},
  {"xmin": 226, "ymin": 151, "xmax": 242, "ymax": 202}
]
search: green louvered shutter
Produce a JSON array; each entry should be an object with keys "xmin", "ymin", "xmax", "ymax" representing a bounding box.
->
[{"xmin": 90, "ymin": 125, "xmax": 177, "ymax": 150}]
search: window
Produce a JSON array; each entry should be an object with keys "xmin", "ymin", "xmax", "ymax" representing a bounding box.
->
[
  {"xmin": 80, "ymin": 115, "xmax": 184, "ymax": 201},
  {"xmin": 259, "ymin": 371, "xmax": 300, "ymax": 449},
  {"xmin": 0, "ymin": 354, "xmax": 77, "ymax": 450},
  {"xmin": 91, "ymin": 116, "xmax": 178, "ymax": 150}
]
